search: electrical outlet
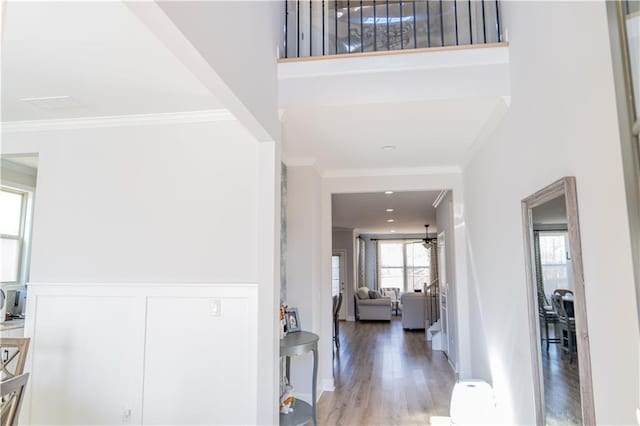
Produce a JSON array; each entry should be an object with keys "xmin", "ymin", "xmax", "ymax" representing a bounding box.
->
[{"xmin": 210, "ymin": 299, "xmax": 221, "ymax": 317}]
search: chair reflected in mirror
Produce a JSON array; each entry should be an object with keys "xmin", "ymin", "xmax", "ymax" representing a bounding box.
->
[
  {"xmin": 538, "ymin": 289, "xmax": 560, "ymax": 351},
  {"xmin": 551, "ymin": 290, "xmax": 577, "ymax": 364}
]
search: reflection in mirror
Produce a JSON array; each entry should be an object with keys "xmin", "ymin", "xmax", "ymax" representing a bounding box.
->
[
  {"xmin": 522, "ymin": 178, "xmax": 594, "ymax": 426},
  {"xmin": 532, "ymin": 195, "xmax": 580, "ymax": 425}
]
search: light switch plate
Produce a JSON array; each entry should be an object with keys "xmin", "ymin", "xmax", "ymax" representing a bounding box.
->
[{"xmin": 210, "ymin": 299, "xmax": 221, "ymax": 317}]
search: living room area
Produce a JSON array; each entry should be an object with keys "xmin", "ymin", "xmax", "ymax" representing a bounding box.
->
[{"xmin": 323, "ymin": 189, "xmax": 460, "ymax": 423}]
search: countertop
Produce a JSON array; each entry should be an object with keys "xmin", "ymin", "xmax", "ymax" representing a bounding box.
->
[{"xmin": 0, "ymin": 319, "xmax": 25, "ymax": 331}]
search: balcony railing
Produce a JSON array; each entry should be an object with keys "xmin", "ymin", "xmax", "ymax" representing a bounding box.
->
[{"xmin": 283, "ymin": 0, "xmax": 502, "ymax": 59}]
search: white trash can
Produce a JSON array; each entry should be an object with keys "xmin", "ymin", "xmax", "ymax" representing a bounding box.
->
[{"xmin": 449, "ymin": 380, "xmax": 496, "ymax": 425}]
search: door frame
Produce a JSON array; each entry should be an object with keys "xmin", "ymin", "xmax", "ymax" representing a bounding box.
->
[{"xmin": 437, "ymin": 231, "xmax": 449, "ymax": 356}]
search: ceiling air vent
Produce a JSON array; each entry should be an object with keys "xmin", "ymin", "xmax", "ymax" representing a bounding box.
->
[{"xmin": 20, "ymin": 95, "xmax": 81, "ymax": 110}]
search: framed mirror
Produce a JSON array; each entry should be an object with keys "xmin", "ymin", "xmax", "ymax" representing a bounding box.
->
[{"xmin": 522, "ymin": 177, "xmax": 595, "ymax": 425}]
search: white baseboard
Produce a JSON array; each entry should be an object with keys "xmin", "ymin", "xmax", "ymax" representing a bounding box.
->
[
  {"xmin": 346, "ymin": 315, "xmax": 355, "ymax": 322},
  {"xmin": 322, "ymin": 378, "xmax": 335, "ymax": 392}
]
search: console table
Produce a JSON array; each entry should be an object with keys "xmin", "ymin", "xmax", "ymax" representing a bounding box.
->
[{"xmin": 280, "ymin": 331, "xmax": 319, "ymax": 426}]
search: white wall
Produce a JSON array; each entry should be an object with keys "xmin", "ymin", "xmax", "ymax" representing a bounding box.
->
[
  {"xmin": 2, "ymin": 119, "xmax": 277, "ymax": 424},
  {"xmin": 285, "ymin": 165, "xmax": 325, "ymax": 398},
  {"xmin": 332, "ymin": 228, "xmax": 355, "ymax": 320},
  {"xmin": 158, "ymin": 1, "xmax": 282, "ymax": 142},
  {"xmin": 463, "ymin": 2, "xmax": 639, "ymax": 424},
  {"xmin": 4, "ymin": 122, "xmax": 259, "ymax": 284}
]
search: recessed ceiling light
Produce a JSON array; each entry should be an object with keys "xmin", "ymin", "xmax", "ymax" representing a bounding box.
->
[
  {"xmin": 387, "ymin": 219, "xmax": 395, "ymax": 223},
  {"xmin": 381, "ymin": 145, "xmax": 396, "ymax": 151},
  {"xmin": 384, "ymin": 191, "xmax": 394, "ymax": 195},
  {"xmin": 386, "ymin": 208, "xmax": 394, "ymax": 212},
  {"xmin": 390, "ymin": 230, "xmax": 396, "ymax": 233}
]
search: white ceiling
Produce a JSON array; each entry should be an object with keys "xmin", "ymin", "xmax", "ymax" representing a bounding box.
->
[
  {"xmin": 283, "ymin": 97, "xmax": 502, "ymax": 171},
  {"xmin": 332, "ymin": 190, "xmax": 441, "ymax": 234},
  {"xmin": 1, "ymin": 2, "xmax": 221, "ymax": 122}
]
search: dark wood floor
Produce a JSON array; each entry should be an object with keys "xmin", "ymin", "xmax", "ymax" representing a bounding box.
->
[
  {"xmin": 317, "ymin": 317, "xmax": 456, "ymax": 425},
  {"xmin": 541, "ymin": 330, "xmax": 581, "ymax": 426}
]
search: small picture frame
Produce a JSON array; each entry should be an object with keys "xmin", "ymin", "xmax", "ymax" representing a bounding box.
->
[{"xmin": 285, "ymin": 308, "xmax": 301, "ymax": 333}]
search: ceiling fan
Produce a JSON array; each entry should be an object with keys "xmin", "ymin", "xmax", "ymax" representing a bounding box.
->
[{"xmin": 422, "ymin": 224, "xmax": 437, "ymax": 248}]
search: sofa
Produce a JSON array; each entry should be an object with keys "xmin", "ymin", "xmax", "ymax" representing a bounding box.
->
[
  {"xmin": 355, "ymin": 287, "xmax": 392, "ymax": 321},
  {"xmin": 401, "ymin": 292, "xmax": 426, "ymax": 329}
]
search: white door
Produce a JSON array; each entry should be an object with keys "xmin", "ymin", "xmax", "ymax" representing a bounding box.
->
[
  {"xmin": 332, "ymin": 251, "xmax": 347, "ymax": 320},
  {"xmin": 437, "ymin": 232, "xmax": 449, "ymax": 355}
]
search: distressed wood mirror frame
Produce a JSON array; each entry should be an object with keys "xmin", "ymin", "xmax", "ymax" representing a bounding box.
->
[{"xmin": 521, "ymin": 177, "xmax": 595, "ymax": 425}]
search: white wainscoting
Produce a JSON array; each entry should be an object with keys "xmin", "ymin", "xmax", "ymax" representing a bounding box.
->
[{"xmin": 23, "ymin": 283, "xmax": 258, "ymax": 425}]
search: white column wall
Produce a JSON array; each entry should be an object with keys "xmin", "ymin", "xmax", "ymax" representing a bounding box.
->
[
  {"xmin": 285, "ymin": 165, "xmax": 325, "ymax": 400},
  {"xmin": 463, "ymin": 2, "xmax": 639, "ymax": 424}
]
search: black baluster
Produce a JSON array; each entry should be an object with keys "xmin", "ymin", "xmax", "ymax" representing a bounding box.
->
[
  {"xmin": 426, "ymin": 0, "xmax": 431, "ymax": 47},
  {"xmin": 348, "ymin": 1, "xmax": 351, "ymax": 53},
  {"xmin": 360, "ymin": 0, "xmax": 364, "ymax": 52},
  {"xmin": 481, "ymin": 0, "xmax": 486, "ymax": 43},
  {"xmin": 468, "ymin": 0, "xmax": 472, "ymax": 44},
  {"xmin": 374, "ymin": 0, "xmax": 377, "ymax": 51},
  {"xmin": 335, "ymin": 1, "xmax": 339, "ymax": 54},
  {"xmin": 310, "ymin": 1, "xmax": 313, "ymax": 56},
  {"xmin": 386, "ymin": 0, "xmax": 390, "ymax": 50},
  {"xmin": 413, "ymin": 1, "xmax": 417, "ymax": 48},
  {"xmin": 400, "ymin": 0, "xmax": 404, "ymax": 49},
  {"xmin": 297, "ymin": 0, "xmax": 300, "ymax": 57},
  {"xmin": 495, "ymin": 0, "xmax": 501, "ymax": 42},
  {"xmin": 454, "ymin": 0, "xmax": 458, "ymax": 45},
  {"xmin": 439, "ymin": 0, "xmax": 443, "ymax": 46},
  {"xmin": 285, "ymin": 1, "xmax": 289, "ymax": 58},
  {"xmin": 323, "ymin": 0, "xmax": 326, "ymax": 55}
]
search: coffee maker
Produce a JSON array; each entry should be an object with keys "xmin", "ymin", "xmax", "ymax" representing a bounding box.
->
[{"xmin": 0, "ymin": 286, "xmax": 26, "ymax": 322}]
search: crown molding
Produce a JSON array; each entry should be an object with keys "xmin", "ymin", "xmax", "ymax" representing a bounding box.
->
[
  {"xmin": 1, "ymin": 109, "xmax": 234, "ymax": 133},
  {"xmin": 282, "ymin": 157, "xmax": 317, "ymax": 167},
  {"xmin": 322, "ymin": 166, "xmax": 461, "ymax": 178}
]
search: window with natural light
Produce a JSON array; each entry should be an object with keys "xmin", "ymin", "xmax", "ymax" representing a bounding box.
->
[
  {"xmin": 1, "ymin": 188, "xmax": 27, "ymax": 283},
  {"xmin": 331, "ymin": 255, "xmax": 340, "ymax": 296},
  {"xmin": 378, "ymin": 241, "xmax": 430, "ymax": 293},
  {"xmin": 539, "ymin": 232, "xmax": 571, "ymax": 294}
]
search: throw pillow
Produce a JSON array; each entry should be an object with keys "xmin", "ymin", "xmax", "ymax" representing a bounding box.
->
[
  {"xmin": 369, "ymin": 290, "xmax": 381, "ymax": 299},
  {"xmin": 356, "ymin": 287, "xmax": 370, "ymax": 300}
]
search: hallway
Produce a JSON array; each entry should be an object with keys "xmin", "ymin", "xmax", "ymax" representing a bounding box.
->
[{"xmin": 317, "ymin": 318, "xmax": 456, "ymax": 425}]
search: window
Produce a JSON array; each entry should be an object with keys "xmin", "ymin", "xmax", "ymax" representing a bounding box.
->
[
  {"xmin": 405, "ymin": 242, "xmax": 430, "ymax": 291},
  {"xmin": 539, "ymin": 232, "xmax": 571, "ymax": 294},
  {"xmin": 331, "ymin": 255, "xmax": 340, "ymax": 296},
  {"xmin": 0, "ymin": 188, "xmax": 27, "ymax": 283},
  {"xmin": 378, "ymin": 241, "xmax": 430, "ymax": 293}
]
